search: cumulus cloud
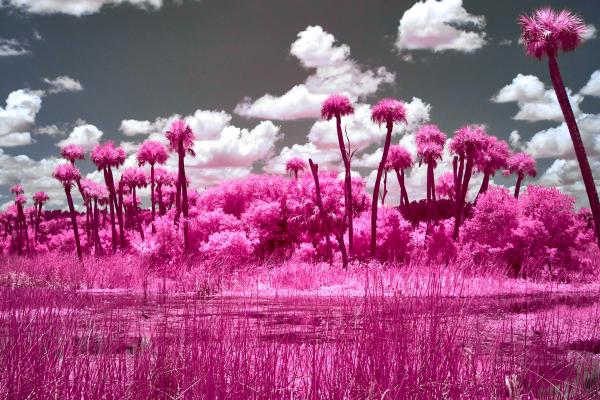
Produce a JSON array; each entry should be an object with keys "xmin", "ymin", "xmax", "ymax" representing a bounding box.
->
[
  {"xmin": 120, "ymin": 109, "xmax": 231, "ymax": 140},
  {"xmin": 57, "ymin": 123, "xmax": 103, "ymax": 151},
  {"xmin": 0, "ymin": 150, "xmax": 65, "ymax": 209},
  {"xmin": 582, "ymin": 24, "xmax": 597, "ymax": 41},
  {"xmin": 395, "ymin": 0, "xmax": 486, "ymax": 53},
  {"xmin": 235, "ymin": 25, "xmax": 394, "ymax": 121},
  {"xmin": 1, "ymin": 0, "xmax": 163, "ymax": 16},
  {"xmin": 264, "ymin": 142, "xmax": 341, "ymax": 175},
  {"xmin": 525, "ymin": 114, "xmax": 600, "ymax": 159},
  {"xmin": 581, "ymin": 70, "xmax": 600, "ymax": 97},
  {"xmin": 43, "ymin": 76, "xmax": 83, "ymax": 94},
  {"xmin": 0, "ymin": 89, "xmax": 43, "ymax": 147},
  {"xmin": 0, "ymin": 37, "xmax": 30, "ymax": 57},
  {"xmin": 537, "ymin": 157, "xmax": 600, "ymax": 208},
  {"xmin": 35, "ymin": 124, "xmax": 63, "ymax": 137},
  {"xmin": 492, "ymin": 74, "xmax": 582, "ymax": 122}
]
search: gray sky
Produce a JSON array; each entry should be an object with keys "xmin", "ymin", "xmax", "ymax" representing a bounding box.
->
[{"xmin": 1, "ymin": 0, "xmax": 599, "ymax": 209}]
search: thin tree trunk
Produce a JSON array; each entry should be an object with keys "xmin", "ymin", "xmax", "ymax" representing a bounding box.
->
[
  {"xmin": 335, "ymin": 233, "xmax": 348, "ymax": 270},
  {"xmin": 65, "ymin": 186, "xmax": 82, "ymax": 261},
  {"xmin": 35, "ymin": 202, "xmax": 42, "ymax": 241},
  {"xmin": 382, "ymin": 169, "xmax": 388, "ymax": 206},
  {"xmin": 371, "ymin": 120, "xmax": 393, "ymax": 257},
  {"xmin": 309, "ymin": 159, "xmax": 334, "ymax": 265},
  {"xmin": 157, "ymin": 184, "xmax": 165, "ymax": 216},
  {"xmin": 103, "ymin": 168, "xmax": 117, "ymax": 251},
  {"xmin": 335, "ymin": 114, "xmax": 353, "ymax": 254},
  {"xmin": 478, "ymin": 172, "xmax": 490, "ymax": 196},
  {"xmin": 514, "ymin": 175, "xmax": 523, "ymax": 199},
  {"xmin": 548, "ymin": 54, "xmax": 600, "ymax": 249},
  {"xmin": 150, "ymin": 164, "xmax": 156, "ymax": 233},
  {"xmin": 453, "ymin": 155, "xmax": 473, "ymax": 240},
  {"xmin": 177, "ymin": 141, "xmax": 189, "ymax": 251},
  {"xmin": 133, "ymin": 188, "xmax": 144, "ymax": 240},
  {"xmin": 110, "ymin": 168, "xmax": 125, "ymax": 249}
]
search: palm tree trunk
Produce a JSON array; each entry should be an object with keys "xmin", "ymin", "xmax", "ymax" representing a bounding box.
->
[
  {"xmin": 514, "ymin": 175, "xmax": 523, "ymax": 199},
  {"xmin": 103, "ymin": 168, "xmax": 117, "ymax": 251},
  {"xmin": 177, "ymin": 141, "xmax": 189, "ymax": 251},
  {"xmin": 548, "ymin": 54, "xmax": 600, "ymax": 249},
  {"xmin": 453, "ymin": 154, "xmax": 473, "ymax": 240},
  {"xmin": 382, "ymin": 169, "xmax": 388, "ymax": 206},
  {"xmin": 150, "ymin": 164, "xmax": 156, "ymax": 232},
  {"xmin": 110, "ymin": 169, "xmax": 126, "ymax": 249},
  {"xmin": 157, "ymin": 184, "xmax": 165, "ymax": 216},
  {"xmin": 371, "ymin": 120, "xmax": 393, "ymax": 257},
  {"xmin": 478, "ymin": 172, "xmax": 490, "ymax": 196},
  {"xmin": 65, "ymin": 186, "xmax": 82, "ymax": 261},
  {"xmin": 35, "ymin": 202, "xmax": 42, "ymax": 241},
  {"xmin": 133, "ymin": 188, "xmax": 144, "ymax": 240},
  {"xmin": 335, "ymin": 114, "xmax": 353, "ymax": 254},
  {"xmin": 309, "ymin": 159, "xmax": 334, "ymax": 265}
]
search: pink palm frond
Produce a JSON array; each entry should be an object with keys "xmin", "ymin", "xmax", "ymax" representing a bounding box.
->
[
  {"xmin": 137, "ymin": 140, "xmax": 169, "ymax": 166},
  {"xmin": 371, "ymin": 98, "xmax": 407, "ymax": 126},
  {"xmin": 53, "ymin": 163, "xmax": 81, "ymax": 187},
  {"xmin": 60, "ymin": 144, "xmax": 85, "ymax": 163},
  {"xmin": 165, "ymin": 119, "xmax": 196, "ymax": 155},
  {"xmin": 321, "ymin": 94, "xmax": 354, "ymax": 121}
]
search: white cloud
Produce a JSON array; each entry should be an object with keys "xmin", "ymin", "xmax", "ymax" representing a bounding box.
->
[
  {"xmin": 492, "ymin": 74, "xmax": 582, "ymax": 122},
  {"xmin": 537, "ymin": 157, "xmax": 600, "ymax": 208},
  {"xmin": 120, "ymin": 109, "xmax": 231, "ymax": 140},
  {"xmin": 0, "ymin": 150, "xmax": 65, "ymax": 209},
  {"xmin": 499, "ymin": 39, "xmax": 513, "ymax": 46},
  {"xmin": 525, "ymin": 114, "xmax": 600, "ymax": 159},
  {"xmin": 395, "ymin": 0, "xmax": 486, "ymax": 53},
  {"xmin": 0, "ymin": 38, "xmax": 30, "ymax": 57},
  {"xmin": 0, "ymin": 89, "xmax": 42, "ymax": 147},
  {"xmin": 57, "ymin": 123, "xmax": 103, "ymax": 151},
  {"xmin": 307, "ymin": 97, "xmax": 431, "ymax": 151},
  {"xmin": 264, "ymin": 143, "xmax": 341, "ymax": 175},
  {"xmin": 582, "ymin": 25, "xmax": 597, "ymax": 41},
  {"xmin": 1, "ymin": 0, "xmax": 163, "ymax": 16},
  {"xmin": 35, "ymin": 124, "xmax": 63, "ymax": 137},
  {"xmin": 509, "ymin": 130, "xmax": 521, "ymax": 150},
  {"xmin": 43, "ymin": 76, "xmax": 83, "ymax": 94},
  {"xmin": 581, "ymin": 70, "xmax": 600, "ymax": 97},
  {"xmin": 235, "ymin": 25, "xmax": 394, "ymax": 120}
]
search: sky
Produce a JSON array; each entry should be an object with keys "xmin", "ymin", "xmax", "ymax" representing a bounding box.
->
[{"xmin": 0, "ymin": 0, "xmax": 599, "ymax": 209}]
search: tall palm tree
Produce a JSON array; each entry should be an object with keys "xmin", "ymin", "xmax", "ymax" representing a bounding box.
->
[
  {"xmin": 370, "ymin": 98, "xmax": 407, "ymax": 257},
  {"xmin": 520, "ymin": 7, "xmax": 600, "ymax": 248},
  {"xmin": 475, "ymin": 135, "xmax": 510, "ymax": 197},
  {"xmin": 285, "ymin": 157, "xmax": 307, "ymax": 180},
  {"xmin": 450, "ymin": 125, "xmax": 486, "ymax": 240},
  {"xmin": 416, "ymin": 124, "xmax": 446, "ymax": 214},
  {"xmin": 321, "ymin": 94, "xmax": 355, "ymax": 254},
  {"xmin": 386, "ymin": 145, "xmax": 413, "ymax": 207},
  {"xmin": 53, "ymin": 163, "xmax": 83, "ymax": 261},
  {"xmin": 10, "ymin": 185, "xmax": 28, "ymax": 254},
  {"xmin": 165, "ymin": 119, "xmax": 196, "ymax": 251},
  {"xmin": 32, "ymin": 191, "xmax": 49, "ymax": 241},
  {"xmin": 91, "ymin": 141, "xmax": 126, "ymax": 250},
  {"xmin": 137, "ymin": 140, "xmax": 169, "ymax": 229},
  {"xmin": 504, "ymin": 152, "xmax": 537, "ymax": 198}
]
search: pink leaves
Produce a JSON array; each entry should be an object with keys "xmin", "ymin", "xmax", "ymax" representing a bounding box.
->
[
  {"xmin": 450, "ymin": 125, "xmax": 487, "ymax": 158},
  {"xmin": 321, "ymin": 94, "xmax": 354, "ymax": 121},
  {"xmin": 416, "ymin": 124, "xmax": 446, "ymax": 166},
  {"xmin": 474, "ymin": 136, "xmax": 510, "ymax": 175},
  {"xmin": 91, "ymin": 141, "xmax": 126, "ymax": 170},
  {"xmin": 60, "ymin": 144, "xmax": 85, "ymax": 163},
  {"xmin": 506, "ymin": 152, "xmax": 537, "ymax": 178},
  {"xmin": 370, "ymin": 98, "xmax": 407, "ymax": 126},
  {"xmin": 386, "ymin": 145, "xmax": 413, "ymax": 171},
  {"xmin": 165, "ymin": 119, "xmax": 195, "ymax": 155},
  {"xmin": 519, "ymin": 8, "xmax": 587, "ymax": 59},
  {"xmin": 52, "ymin": 163, "xmax": 81, "ymax": 186},
  {"xmin": 10, "ymin": 184, "xmax": 24, "ymax": 195},
  {"xmin": 121, "ymin": 167, "xmax": 148, "ymax": 189},
  {"xmin": 137, "ymin": 140, "xmax": 169, "ymax": 166},
  {"xmin": 285, "ymin": 157, "xmax": 307, "ymax": 176},
  {"xmin": 33, "ymin": 191, "xmax": 49, "ymax": 204}
]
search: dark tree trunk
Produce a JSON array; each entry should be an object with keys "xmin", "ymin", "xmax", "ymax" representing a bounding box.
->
[
  {"xmin": 103, "ymin": 168, "xmax": 118, "ymax": 251},
  {"xmin": 176, "ymin": 141, "xmax": 189, "ymax": 251},
  {"xmin": 371, "ymin": 120, "xmax": 393, "ymax": 257},
  {"xmin": 548, "ymin": 54, "xmax": 600, "ymax": 249},
  {"xmin": 453, "ymin": 154, "xmax": 473, "ymax": 240},
  {"xmin": 65, "ymin": 186, "xmax": 82, "ymax": 261},
  {"xmin": 309, "ymin": 159, "xmax": 334, "ymax": 265},
  {"xmin": 110, "ymin": 168, "xmax": 125, "ymax": 249},
  {"xmin": 157, "ymin": 184, "xmax": 165, "ymax": 216},
  {"xmin": 514, "ymin": 174, "xmax": 523, "ymax": 199},
  {"xmin": 335, "ymin": 114, "xmax": 353, "ymax": 254},
  {"xmin": 382, "ymin": 169, "xmax": 388, "ymax": 206}
]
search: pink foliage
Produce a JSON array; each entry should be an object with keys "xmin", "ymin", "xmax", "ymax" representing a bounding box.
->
[
  {"xmin": 320, "ymin": 94, "xmax": 354, "ymax": 120},
  {"xmin": 519, "ymin": 7, "xmax": 587, "ymax": 59},
  {"xmin": 33, "ymin": 191, "xmax": 49, "ymax": 204},
  {"xmin": 449, "ymin": 125, "xmax": 487, "ymax": 158},
  {"xmin": 475, "ymin": 135, "xmax": 510, "ymax": 175},
  {"xmin": 121, "ymin": 167, "xmax": 148, "ymax": 189},
  {"xmin": 137, "ymin": 140, "xmax": 169, "ymax": 166},
  {"xmin": 80, "ymin": 179, "xmax": 109, "ymax": 200},
  {"xmin": 60, "ymin": 144, "xmax": 85, "ymax": 163},
  {"xmin": 370, "ymin": 98, "xmax": 407, "ymax": 126},
  {"xmin": 15, "ymin": 194, "xmax": 27, "ymax": 205},
  {"xmin": 52, "ymin": 163, "xmax": 81, "ymax": 186},
  {"xmin": 415, "ymin": 124, "xmax": 446, "ymax": 148},
  {"xmin": 155, "ymin": 168, "xmax": 177, "ymax": 186},
  {"xmin": 10, "ymin": 184, "xmax": 24, "ymax": 195},
  {"xmin": 505, "ymin": 152, "xmax": 537, "ymax": 178},
  {"xmin": 285, "ymin": 157, "xmax": 307, "ymax": 177},
  {"xmin": 165, "ymin": 119, "xmax": 195, "ymax": 155},
  {"xmin": 385, "ymin": 145, "xmax": 413, "ymax": 171},
  {"xmin": 91, "ymin": 141, "xmax": 126, "ymax": 170},
  {"xmin": 436, "ymin": 172, "xmax": 455, "ymax": 200}
]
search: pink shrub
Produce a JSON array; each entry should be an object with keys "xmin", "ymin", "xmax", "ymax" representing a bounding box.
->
[{"xmin": 199, "ymin": 230, "xmax": 255, "ymax": 264}]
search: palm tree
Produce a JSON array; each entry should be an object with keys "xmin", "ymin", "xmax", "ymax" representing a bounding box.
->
[
  {"xmin": 32, "ymin": 191, "xmax": 49, "ymax": 240},
  {"xmin": 11, "ymin": 185, "xmax": 28, "ymax": 254},
  {"xmin": 154, "ymin": 168, "xmax": 177, "ymax": 216},
  {"xmin": 416, "ymin": 124, "xmax": 446, "ymax": 214},
  {"xmin": 475, "ymin": 135, "xmax": 510, "ymax": 197},
  {"xmin": 386, "ymin": 145, "xmax": 413, "ymax": 207},
  {"xmin": 121, "ymin": 167, "xmax": 148, "ymax": 238},
  {"xmin": 450, "ymin": 125, "xmax": 486, "ymax": 240},
  {"xmin": 285, "ymin": 157, "xmax": 307, "ymax": 180},
  {"xmin": 321, "ymin": 94, "xmax": 355, "ymax": 254},
  {"xmin": 81, "ymin": 179, "xmax": 108, "ymax": 255},
  {"xmin": 307, "ymin": 159, "xmax": 335, "ymax": 266},
  {"xmin": 165, "ymin": 119, "xmax": 196, "ymax": 251},
  {"xmin": 137, "ymin": 140, "xmax": 169, "ymax": 229},
  {"xmin": 53, "ymin": 163, "xmax": 83, "ymax": 261},
  {"xmin": 504, "ymin": 152, "xmax": 537, "ymax": 198},
  {"xmin": 370, "ymin": 98, "xmax": 407, "ymax": 256},
  {"xmin": 61, "ymin": 145, "xmax": 91, "ymax": 234},
  {"xmin": 520, "ymin": 7, "xmax": 600, "ymax": 248},
  {"xmin": 91, "ymin": 141, "xmax": 126, "ymax": 250}
]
